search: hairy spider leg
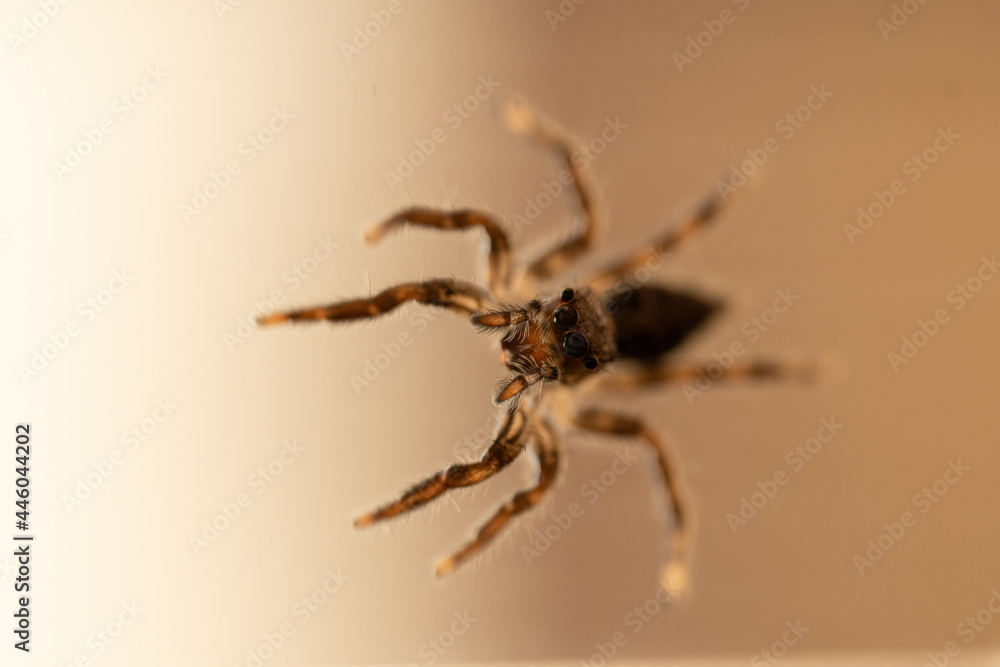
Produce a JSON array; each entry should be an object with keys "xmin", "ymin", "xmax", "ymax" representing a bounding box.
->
[
  {"xmin": 588, "ymin": 183, "xmax": 732, "ymax": 293},
  {"xmin": 354, "ymin": 410, "xmax": 528, "ymax": 527},
  {"xmin": 573, "ymin": 409, "xmax": 692, "ymax": 599},
  {"xmin": 502, "ymin": 101, "xmax": 599, "ymax": 286},
  {"xmin": 364, "ymin": 207, "xmax": 512, "ymax": 297},
  {"xmin": 435, "ymin": 419, "xmax": 560, "ymax": 576},
  {"xmin": 256, "ymin": 278, "xmax": 490, "ymax": 326},
  {"xmin": 595, "ymin": 358, "xmax": 819, "ymax": 392}
]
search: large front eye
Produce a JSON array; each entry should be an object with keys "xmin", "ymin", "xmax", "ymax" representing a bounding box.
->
[
  {"xmin": 552, "ymin": 305, "xmax": 578, "ymax": 331},
  {"xmin": 562, "ymin": 331, "xmax": 588, "ymax": 358}
]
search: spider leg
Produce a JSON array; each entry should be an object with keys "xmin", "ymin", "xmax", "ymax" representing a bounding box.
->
[
  {"xmin": 587, "ymin": 182, "xmax": 731, "ymax": 293},
  {"xmin": 354, "ymin": 409, "xmax": 527, "ymax": 527},
  {"xmin": 595, "ymin": 358, "xmax": 818, "ymax": 392},
  {"xmin": 502, "ymin": 101, "xmax": 598, "ymax": 285},
  {"xmin": 572, "ymin": 408, "xmax": 691, "ymax": 599},
  {"xmin": 256, "ymin": 278, "xmax": 489, "ymax": 327},
  {"xmin": 365, "ymin": 207, "xmax": 512, "ymax": 296},
  {"xmin": 435, "ymin": 419, "xmax": 559, "ymax": 576}
]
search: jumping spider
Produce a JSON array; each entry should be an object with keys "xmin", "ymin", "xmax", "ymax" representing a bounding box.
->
[{"xmin": 258, "ymin": 101, "xmax": 811, "ymax": 597}]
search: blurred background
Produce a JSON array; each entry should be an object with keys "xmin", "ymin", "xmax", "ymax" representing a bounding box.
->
[{"xmin": 3, "ymin": 1, "xmax": 1000, "ymax": 665}]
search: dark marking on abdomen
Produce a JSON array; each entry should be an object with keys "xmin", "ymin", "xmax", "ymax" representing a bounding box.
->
[{"xmin": 605, "ymin": 285, "xmax": 721, "ymax": 360}]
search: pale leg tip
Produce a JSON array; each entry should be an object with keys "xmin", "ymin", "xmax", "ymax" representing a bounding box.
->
[
  {"xmin": 501, "ymin": 99, "xmax": 537, "ymax": 136},
  {"xmin": 660, "ymin": 562, "xmax": 689, "ymax": 601},
  {"xmin": 434, "ymin": 557, "xmax": 456, "ymax": 578},
  {"xmin": 353, "ymin": 514, "xmax": 375, "ymax": 528},
  {"xmin": 256, "ymin": 313, "xmax": 285, "ymax": 327}
]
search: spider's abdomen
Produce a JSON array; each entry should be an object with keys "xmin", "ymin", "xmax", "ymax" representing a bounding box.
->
[{"xmin": 605, "ymin": 285, "xmax": 720, "ymax": 360}]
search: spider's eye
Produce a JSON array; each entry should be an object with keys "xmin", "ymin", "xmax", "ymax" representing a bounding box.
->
[
  {"xmin": 560, "ymin": 288, "xmax": 574, "ymax": 302},
  {"xmin": 562, "ymin": 331, "xmax": 588, "ymax": 358},
  {"xmin": 552, "ymin": 305, "xmax": 578, "ymax": 331},
  {"xmin": 583, "ymin": 356, "xmax": 599, "ymax": 371}
]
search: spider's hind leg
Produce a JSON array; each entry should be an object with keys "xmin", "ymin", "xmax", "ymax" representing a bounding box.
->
[
  {"xmin": 588, "ymin": 182, "xmax": 734, "ymax": 293},
  {"xmin": 596, "ymin": 357, "xmax": 819, "ymax": 393},
  {"xmin": 435, "ymin": 419, "xmax": 560, "ymax": 576},
  {"xmin": 572, "ymin": 408, "xmax": 691, "ymax": 599}
]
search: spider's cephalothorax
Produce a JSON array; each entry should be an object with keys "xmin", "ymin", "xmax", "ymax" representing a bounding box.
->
[
  {"xmin": 486, "ymin": 286, "xmax": 618, "ymax": 399},
  {"xmin": 483, "ymin": 283, "xmax": 719, "ymax": 407},
  {"xmin": 258, "ymin": 100, "xmax": 812, "ymax": 597}
]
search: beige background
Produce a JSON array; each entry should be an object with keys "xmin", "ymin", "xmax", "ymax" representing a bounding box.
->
[{"xmin": 3, "ymin": 1, "xmax": 1000, "ymax": 665}]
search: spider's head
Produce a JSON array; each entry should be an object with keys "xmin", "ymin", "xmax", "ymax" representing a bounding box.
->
[{"xmin": 543, "ymin": 286, "xmax": 617, "ymax": 384}]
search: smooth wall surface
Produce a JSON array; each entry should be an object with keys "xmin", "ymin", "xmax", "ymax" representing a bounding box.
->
[{"xmin": 3, "ymin": 1, "xmax": 1000, "ymax": 665}]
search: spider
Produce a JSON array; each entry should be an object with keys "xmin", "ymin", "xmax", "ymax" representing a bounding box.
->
[{"xmin": 258, "ymin": 101, "xmax": 811, "ymax": 597}]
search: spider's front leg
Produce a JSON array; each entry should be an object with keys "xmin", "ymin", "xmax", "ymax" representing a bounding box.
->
[
  {"xmin": 573, "ymin": 408, "xmax": 692, "ymax": 599},
  {"xmin": 353, "ymin": 409, "xmax": 528, "ymax": 527},
  {"xmin": 436, "ymin": 417, "xmax": 560, "ymax": 576},
  {"xmin": 256, "ymin": 278, "xmax": 489, "ymax": 327},
  {"xmin": 364, "ymin": 208, "xmax": 512, "ymax": 297}
]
